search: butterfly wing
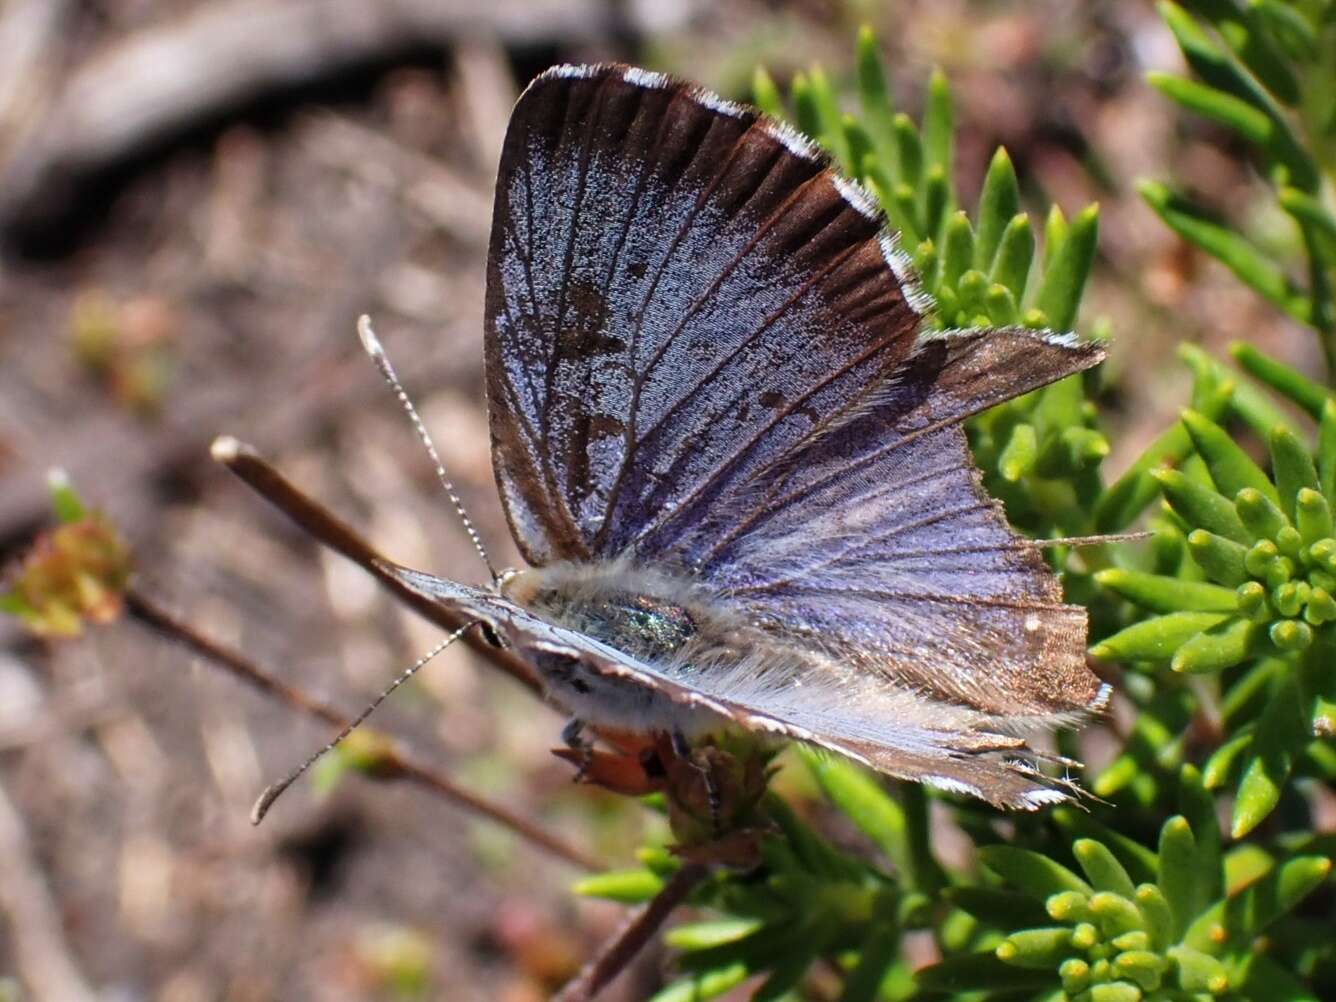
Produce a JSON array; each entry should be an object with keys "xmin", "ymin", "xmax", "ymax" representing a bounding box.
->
[
  {"xmin": 485, "ymin": 63, "xmax": 927, "ymax": 565},
  {"xmin": 483, "ymin": 65, "xmax": 1108, "ymax": 798},
  {"xmin": 385, "ymin": 563, "xmax": 1070, "ymax": 809},
  {"xmin": 687, "ymin": 328, "xmax": 1108, "ymax": 719}
]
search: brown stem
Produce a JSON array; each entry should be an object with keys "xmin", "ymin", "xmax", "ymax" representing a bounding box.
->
[
  {"xmin": 552, "ymin": 863, "xmax": 709, "ymax": 1002},
  {"xmin": 126, "ymin": 588, "xmax": 345, "ymax": 727},
  {"xmin": 209, "ymin": 435, "xmax": 542, "ymax": 694},
  {"xmin": 125, "ymin": 587, "xmax": 601, "ymax": 872}
]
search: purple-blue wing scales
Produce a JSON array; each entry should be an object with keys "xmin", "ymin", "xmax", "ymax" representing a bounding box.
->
[
  {"xmin": 683, "ymin": 329, "xmax": 1108, "ymax": 717},
  {"xmin": 484, "ymin": 64, "xmax": 923, "ymax": 564},
  {"xmin": 483, "ymin": 64, "xmax": 1107, "ymax": 721}
]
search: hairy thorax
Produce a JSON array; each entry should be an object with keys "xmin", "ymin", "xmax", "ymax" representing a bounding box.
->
[{"xmin": 499, "ymin": 560, "xmax": 782, "ymax": 735}]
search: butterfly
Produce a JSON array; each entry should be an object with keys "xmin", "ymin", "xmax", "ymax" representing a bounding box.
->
[
  {"xmin": 363, "ymin": 62, "xmax": 1116, "ymax": 811},
  {"xmin": 273, "ymin": 62, "xmax": 1111, "ymax": 816}
]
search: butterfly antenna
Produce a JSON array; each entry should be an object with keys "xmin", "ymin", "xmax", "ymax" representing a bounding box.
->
[
  {"xmin": 250, "ymin": 621, "xmax": 476, "ymax": 825},
  {"xmin": 1033, "ymin": 531, "xmax": 1153, "ymax": 549},
  {"xmin": 356, "ymin": 314, "xmax": 499, "ymax": 582}
]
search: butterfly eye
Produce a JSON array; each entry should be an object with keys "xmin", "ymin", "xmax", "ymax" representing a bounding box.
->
[
  {"xmin": 639, "ymin": 746, "xmax": 667, "ymax": 780},
  {"xmin": 478, "ymin": 621, "xmax": 506, "ymax": 649}
]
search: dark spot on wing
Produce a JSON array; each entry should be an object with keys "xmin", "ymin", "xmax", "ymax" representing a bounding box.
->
[
  {"xmin": 589, "ymin": 413, "xmax": 627, "ymax": 438},
  {"xmin": 560, "ymin": 279, "xmax": 621, "ymax": 355},
  {"xmin": 759, "ymin": 389, "xmax": 786, "ymax": 409},
  {"xmin": 563, "ymin": 402, "xmax": 628, "ymax": 507}
]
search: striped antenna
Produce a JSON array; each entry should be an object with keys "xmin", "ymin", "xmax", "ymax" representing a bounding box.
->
[
  {"xmin": 356, "ymin": 315, "xmax": 498, "ymax": 582},
  {"xmin": 250, "ymin": 621, "xmax": 476, "ymax": 824}
]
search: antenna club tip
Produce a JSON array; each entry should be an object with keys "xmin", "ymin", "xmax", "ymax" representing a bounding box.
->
[
  {"xmin": 210, "ymin": 435, "xmax": 244, "ymax": 463},
  {"xmin": 250, "ymin": 785, "xmax": 279, "ymax": 825},
  {"xmin": 357, "ymin": 314, "xmax": 384, "ymax": 359}
]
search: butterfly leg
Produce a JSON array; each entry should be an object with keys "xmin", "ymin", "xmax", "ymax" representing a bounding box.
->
[
  {"xmin": 561, "ymin": 718, "xmax": 594, "ymax": 779},
  {"xmin": 672, "ymin": 729, "xmax": 722, "ymax": 840}
]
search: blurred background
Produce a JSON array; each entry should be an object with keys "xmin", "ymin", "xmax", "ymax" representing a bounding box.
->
[{"xmin": 0, "ymin": 0, "xmax": 1322, "ymax": 999}]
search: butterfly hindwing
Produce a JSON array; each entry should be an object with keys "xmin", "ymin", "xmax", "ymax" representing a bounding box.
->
[
  {"xmin": 689, "ymin": 328, "xmax": 1107, "ymax": 717},
  {"xmin": 385, "ymin": 563, "xmax": 1074, "ymax": 809}
]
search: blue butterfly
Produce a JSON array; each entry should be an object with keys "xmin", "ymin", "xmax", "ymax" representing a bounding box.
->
[
  {"xmin": 354, "ymin": 64, "xmax": 1111, "ymax": 810},
  {"xmin": 228, "ymin": 63, "xmax": 1112, "ymax": 827}
]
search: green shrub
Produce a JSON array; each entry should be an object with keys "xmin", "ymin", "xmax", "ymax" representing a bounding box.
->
[{"xmin": 572, "ymin": 18, "xmax": 1336, "ymax": 1001}]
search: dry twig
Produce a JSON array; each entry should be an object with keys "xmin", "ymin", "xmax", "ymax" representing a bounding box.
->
[
  {"xmin": 0, "ymin": 0, "xmax": 73, "ymax": 151},
  {"xmin": 125, "ymin": 587, "xmax": 600, "ymax": 872},
  {"xmin": 301, "ymin": 111, "xmax": 494, "ymax": 244},
  {"xmin": 0, "ymin": 0, "xmax": 695, "ymax": 232},
  {"xmin": 210, "ymin": 434, "xmax": 541, "ymax": 691}
]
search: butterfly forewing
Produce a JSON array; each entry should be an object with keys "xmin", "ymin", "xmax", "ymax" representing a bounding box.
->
[{"xmin": 485, "ymin": 65, "xmax": 923, "ymax": 565}]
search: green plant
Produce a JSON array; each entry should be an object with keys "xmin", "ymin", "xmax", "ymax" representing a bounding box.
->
[
  {"xmin": 1141, "ymin": 0, "xmax": 1336, "ymax": 374},
  {"xmin": 921, "ymin": 767, "xmax": 1331, "ymax": 1001},
  {"xmin": 0, "ymin": 469, "xmax": 131, "ymax": 637},
  {"xmin": 8, "ymin": 17, "xmax": 1336, "ymax": 1002},
  {"xmin": 1093, "ymin": 356, "xmax": 1336, "ymax": 837},
  {"xmin": 564, "ymin": 25, "xmax": 1336, "ymax": 1002},
  {"xmin": 756, "ymin": 29, "xmax": 1108, "ymax": 543}
]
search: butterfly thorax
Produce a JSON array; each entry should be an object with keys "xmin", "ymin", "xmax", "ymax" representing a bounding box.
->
[
  {"xmin": 501, "ymin": 561, "xmax": 715, "ymax": 664},
  {"xmin": 498, "ymin": 560, "xmax": 783, "ymax": 736},
  {"xmin": 540, "ymin": 587, "xmax": 698, "ymax": 663}
]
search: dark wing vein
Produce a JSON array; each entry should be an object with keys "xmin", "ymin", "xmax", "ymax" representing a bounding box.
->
[
  {"xmin": 758, "ymin": 585, "xmax": 1073, "ymax": 612},
  {"xmin": 724, "ymin": 500, "xmax": 997, "ymax": 594},
  {"xmin": 629, "ymin": 239, "xmax": 863, "ymax": 453},
  {"xmin": 595, "ymin": 124, "xmax": 812, "ymax": 553},
  {"xmin": 588, "ymin": 115, "xmax": 770, "ymax": 552},
  {"xmin": 595, "ymin": 84, "xmax": 668, "ymax": 302},
  {"xmin": 730, "ymin": 407, "xmax": 973, "ymax": 532},
  {"xmin": 627, "ymin": 313, "xmax": 906, "ymax": 548},
  {"xmin": 539, "ymin": 76, "xmax": 611, "ymax": 444},
  {"xmin": 705, "ymin": 455, "xmax": 965, "ymax": 562},
  {"xmin": 499, "ymin": 217, "xmax": 543, "ymax": 415}
]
